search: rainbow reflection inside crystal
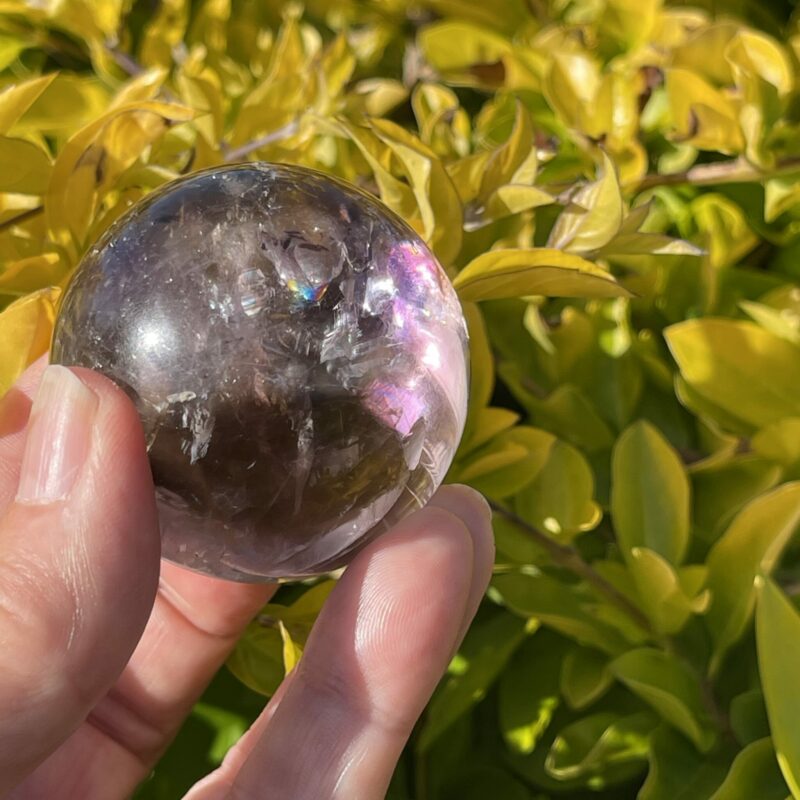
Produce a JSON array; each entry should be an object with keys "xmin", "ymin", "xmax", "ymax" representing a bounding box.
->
[{"xmin": 51, "ymin": 164, "xmax": 469, "ymax": 581}]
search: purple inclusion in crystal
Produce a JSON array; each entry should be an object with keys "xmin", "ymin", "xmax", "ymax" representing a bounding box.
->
[{"xmin": 51, "ymin": 164, "xmax": 469, "ymax": 581}]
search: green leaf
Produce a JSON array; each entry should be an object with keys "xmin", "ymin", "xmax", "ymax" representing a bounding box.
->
[
  {"xmin": 629, "ymin": 548, "xmax": 710, "ymax": 635},
  {"xmin": 560, "ymin": 647, "xmax": 613, "ymax": 710},
  {"xmin": 226, "ymin": 624, "xmax": 285, "ymax": 697},
  {"xmin": 730, "ymin": 689, "xmax": 771, "ymax": 746},
  {"xmin": 493, "ymin": 570, "xmax": 630, "ymax": 654},
  {"xmin": 515, "ymin": 437, "xmax": 602, "ymax": 541},
  {"xmin": 638, "ymin": 725, "xmax": 727, "ymax": 800},
  {"xmin": 498, "ymin": 632, "xmax": 563, "ymax": 754},
  {"xmin": 709, "ymin": 738, "xmax": 788, "ymax": 800},
  {"xmin": 454, "ymin": 248, "xmax": 629, "ymax": 302},
  {"xmin": 705, "ymin": 483, "xmax": 800, "ymax": 675},
  {"xmin": 418, "ymin": 611, "xmax": 528, "ymax": 752},
  {"xmin": 545, "ymin": 711, "xmax": 655, "ymax": 780},
  {"xmin": 462, "ymin": 302, "xmax": 494, "ymax": 430},
  {"xmin": 460, "ymin": 407, "xmax": 520, "ymax": 454},
  {"xmin": 611, "ymin": 420, "xmax": 691, "ymax": 565},
  {"xmin": 191, "ymin": 703, "xmax": 248, "ymax": 765},
  {"xmin": 666, "ymin": 319, "xmax": 800, "ymax": 431},
  {"xmin": 756, "ymin": 578, "xmax": 800, "ymax": 798},
  {"xmin": 227, "ymin": 581, "xmax": 336, "ymax": 696},
  {"xmin": 454, "ymin": 426, "xmax": 555, "ymax": 498},
  {"xmin": 752, "ymin": 418, "xmax": 800, "ymax": 474},
  {"xmin": 691, "ymin": 455, "xmax": 782, "ymax": 544},
  {"xmin": 441, "ymin": 765, "xmax": 533, "ymax": 800},
  {"xmin": 610, "ymin": 648, "xmax": 716, "ymax": 752}
]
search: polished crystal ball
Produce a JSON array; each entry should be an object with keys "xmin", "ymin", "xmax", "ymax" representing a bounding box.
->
[{"xmin": 52, "ymin": 164, "xmax": 469, "ymax": 581}]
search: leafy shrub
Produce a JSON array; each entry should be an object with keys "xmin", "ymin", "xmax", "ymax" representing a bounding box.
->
[{"xmin": 1, "ymin": 0, "xmax": 800, "ymax": 797}]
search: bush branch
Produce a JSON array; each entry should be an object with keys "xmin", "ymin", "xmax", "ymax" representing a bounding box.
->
[
  {"xmin": 634, "ymin": 155, "xmax": 800, "ymax": 192},
  {"xmin": 489, "ymin": 501, "xmax": 653, "ymax": 633},
  {"xmin": 0, "ymin": 206, "xmax": 44, "ymax": 234},
  {"xmin": 222, "ymin": 120, "xmax": 302, "ymax": 163}
]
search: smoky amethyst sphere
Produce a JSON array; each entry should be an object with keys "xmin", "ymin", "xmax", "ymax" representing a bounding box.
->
[{"xmin": 52, "ymin": 164, "xmax": 469, "ymax": 581}]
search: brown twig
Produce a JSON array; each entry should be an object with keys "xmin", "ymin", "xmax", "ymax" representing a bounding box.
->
[
  {"xmin": 489, "ymin": 500, "xmax": 653, "ymax": 633},
  {"xmin": 222, "ymin": 120, "xmax": 302, "ymax": 163},
  {"xmin": 108, "ymin": 46, "xmax": 145, "ymax": 77},
  {"xmin": 633, "ymin": 155, "xmax": 800, "ymax": 192},
  {"xmin": 0, "ymin": 206, "xmax": 44, "ymax": 234}
]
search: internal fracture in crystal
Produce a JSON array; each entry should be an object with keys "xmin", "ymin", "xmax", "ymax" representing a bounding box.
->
[{"xmin": 51, "ymin": 164, "xmax": 469, "ymax": 581}]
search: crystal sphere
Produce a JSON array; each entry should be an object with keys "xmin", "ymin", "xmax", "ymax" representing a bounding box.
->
[{"xmin": 51, "ymin": 164, "xmax": 469, "ymax": 581}]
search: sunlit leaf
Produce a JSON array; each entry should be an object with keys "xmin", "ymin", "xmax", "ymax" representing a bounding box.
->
[
  {"xmin": 454, "ymin": 248, "xmax": 629, "ymax": 302},
  {"xmin": 545, "ymin": 711, "xmax": 655, "ymax": 781},
  {"xmin": 610, "ymin": 648, "xmax": 716, "ymax": 752},
  {"xmin": 0, "ymin": 137, "xmax": 51, "ymax": 195},
  {"xmin": 756, "ymin": 579, "xmax": 800, "ymax": 798},
  {"xmin": 666, "ymin": 319, "xmax": 800, "ymax": 431},
  {"xmin": 705, "ymin": 483, "xmax": 800, "ymax": 675},
  {"xmin": 0, "ymin": 286, "xmax": 60, "ymax": 397},
  {"xmin": 0, "ymin": 74, "xmax": 56, "ymax": 135},
  {"xmin": 498, "ymin": 632, "xmax": 563, "ymax": 754},
  {"xmin": 611, "ymin": 421, "xmax": 691, "ymax": 565},
  {"xmin": 547, "ymin": 153, "xmax": 625, "ymax": 254}
]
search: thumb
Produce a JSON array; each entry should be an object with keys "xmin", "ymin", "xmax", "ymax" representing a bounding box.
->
[{"xmin": 0, "ymin": 365, "xmax": 161, "ymax": 791}]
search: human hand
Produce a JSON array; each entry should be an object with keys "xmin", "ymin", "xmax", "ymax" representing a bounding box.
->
[{"xmin": 0, "ymin": 361, "xmax": 494, "ymax": 799}]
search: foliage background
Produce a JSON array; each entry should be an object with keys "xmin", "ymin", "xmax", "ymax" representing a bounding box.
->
[{"xmin": 2, "ymin": 0, "xmax": 800, "ymax": 797}]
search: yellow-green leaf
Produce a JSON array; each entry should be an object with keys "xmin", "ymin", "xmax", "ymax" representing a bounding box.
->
[
  {"xmin": 515, "ymin": 438, "xmax": 602, "ymax": 541},
  {"xmin": 666, "ymin": 319, "xmax": 800, "ymax": 430},
  {"xmin": 740, "ymin": 300, "xmax": 800, "ymax": 346},
  {"xmin": 0, "ymin": 252, "xmax": 64, "ymax": 297},
  {"xmin": 417, "ymin": 21, "xmax": 511, "ymax": 76},
  {"xmin": 705, "ymin": 482, "xmax": 800, "ymax": 675},
  {"xmin": 0, "ymin": 74, "xmax": 56, "ymax": 135},
  {"xmin": 611, "ymin": 420, "xmax": 691, "ymax": 565},
  {"xmin": 0, "ymin": 137, "xmax": 51, "ymax": 195},
  {"xmin": 454, "ymin": 248, "xmax": 628, "ymax": 302},
  {"xmin": 560, "ymin": 648, "xmax": 613, "ymax": 710},
  {"xmin": 752, "ymin": 418, "xmax": 800, "ymax": 472},
  {"xmin": 629, "ymin": 548, "xmax": 710, "ymax": 635},
  {"xmin": 756, "ymin": 579, "xmax": 800, "ymax": 798},
  {"xmin": 370, "ymin": 118, "xmax": 463, "ymax": 265},
  {"xmin": 494, "ymin": 570, "xmax": 630, "ymax": 654},
  {"xmin": 545, "ymin": 711, "xmax": 654, "ymax": 780},
  {"xmin": 455, "ymin": 426, "xmax": 554, "ymax": 498},
  {"xmin": 665, "ymin": 68, "xmax": 745, "ymax": 153},
  {"xmin": 547, "ymin": 153, "xmax": 625, "ymax": 254},
  {"xmin": 499, "ymin": 634, "xmax": 562, "ymax": 754},
  {"xmin": 709, "ymin": 737, "xmax": 789, "ymax": 800},
  {"xmin": 0, "ymin": 286, "xmax": 60, "ymax": 396},
  {"xmin": 610, "ymin": 648, "xmax": 716, "ymax": 752}
]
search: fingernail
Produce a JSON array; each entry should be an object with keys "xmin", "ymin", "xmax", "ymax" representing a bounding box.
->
[{"xmin": 16, "ymin": 366, "xmax": 97, "ymax": 505}]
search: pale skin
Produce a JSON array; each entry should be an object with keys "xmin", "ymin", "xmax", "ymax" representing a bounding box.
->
[{"xmin": 0, "ymin": 358, "xmax": 494, "ymax": 799}]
